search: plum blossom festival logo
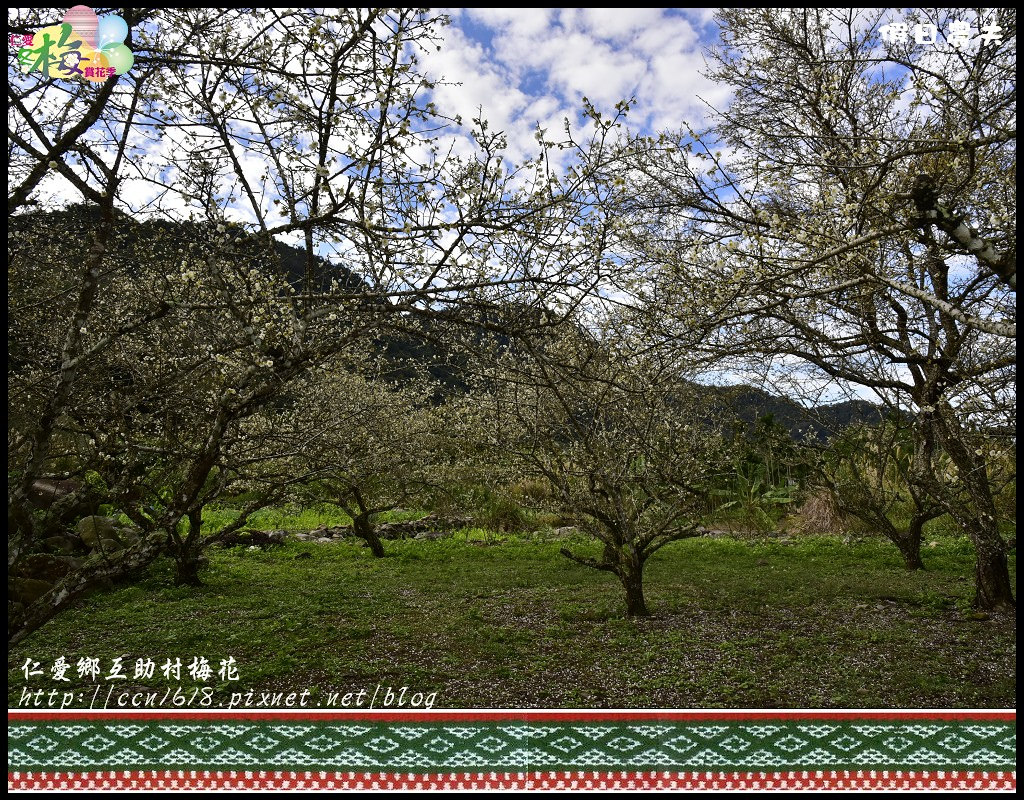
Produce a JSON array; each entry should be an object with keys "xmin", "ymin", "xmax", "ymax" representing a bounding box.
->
[{"xmin": 14, "ymin": 5, "xmax": 134, "ymax": 82}]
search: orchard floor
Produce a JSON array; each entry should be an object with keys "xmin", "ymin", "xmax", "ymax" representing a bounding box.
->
[{"xmin": 8, "ymin": 533, "xmax": 1016, "ymax": 709}]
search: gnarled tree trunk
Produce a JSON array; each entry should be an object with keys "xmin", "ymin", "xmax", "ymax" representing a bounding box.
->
[
  {"xmin": 894, "ymin": 513, "xmax": 929, "ymax": 571},
  {"xmin": 968, "ymin": 519, "xmax": 1015, "ymax": 610},
  {"xmin": 353, "ymin": 513, "xmax": 385, "ymax": 558},
  {"xmin": 561, "ymin": 538, "xmax": 652, "ymax": 617},
  {"xmin": 172, "ymin": 508, "xmax": 206, "ymax": 586},
  {"xmin": 621, "ymin": 567, "xmax": 650, "ymax": 617},
  {"xmin": 9, "ymin": 534, "xmax": 164, "ymax": 646},
  {"xmin": 932, "ymin": 409, "xmax": 1015, "ymax": 611}
]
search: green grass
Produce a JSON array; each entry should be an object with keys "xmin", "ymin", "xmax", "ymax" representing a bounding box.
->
[
  {"xmin": 8, "ymin": 533, "xmax": 1015, "ymax": 709},
  {"xmin": 200, "ymin": 503, "xmax": 427, "ymax": 534}
]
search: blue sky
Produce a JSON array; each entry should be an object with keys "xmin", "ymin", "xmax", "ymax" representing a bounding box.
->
[{"xmin": 419, "ymin": 8, "xmax": 729, "ymax": 163}]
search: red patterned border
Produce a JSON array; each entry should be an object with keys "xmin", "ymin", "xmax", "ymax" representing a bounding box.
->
[
  {"xmin": 9, "ymin": 709, "xmax": 1016, "ymax": 722},
  {"xmin": 6, "ymin": 770, "xmax": 1018, "ymax": 791}
]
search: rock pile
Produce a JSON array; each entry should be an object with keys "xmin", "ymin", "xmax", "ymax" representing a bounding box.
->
[
  {"xmin": 290, "ymin": 513, "xmax": 474, "ymax": 543},
  {"xmin": 215, "ymin": 529, "xmax": 289, "ymax": 548}
]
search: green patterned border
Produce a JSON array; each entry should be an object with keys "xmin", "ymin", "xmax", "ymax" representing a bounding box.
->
[{"xmin": 8, "ymin": 718, "xmax": 1016, "ymax": 773}]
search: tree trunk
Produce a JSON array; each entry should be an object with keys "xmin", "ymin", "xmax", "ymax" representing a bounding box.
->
[
  {"xmin": 621, "ymin": 568, "xmax": 649, "ymax": 617},
  {"xmin": 354, "ymin": 514, "xmax": 385, "ymax": 558},
  {"xmin": 173, "ymin": 555, "xmax": 204, "ymax": 587},
  {"xmin": 963, "ymin": 510, "xmax": 1014, "ymax": 611},
  {"xmin": 897, "ymin": 540, "xmax": 925, "ymax": 571},
  {"xmin": 872, "ymin": 515, "xmax": 926, "ymax": 571},
  {"xmin": 931, "ymin": 412, "xmax": 1014, "ymax": 610},
  {"xmin": 173, "ymin": 509, "xmax": 205, "ymax": 586},
  {"xmin": 896, "ymin": 515, "xmax": 926, "ymax": 571},
  {"xmin": 9, "ymin": 535, "xmax": 164, "ymax": 646},
  {"xmin": 969, "ymin": 520, "xmax": 1015, "ymax": 611}
]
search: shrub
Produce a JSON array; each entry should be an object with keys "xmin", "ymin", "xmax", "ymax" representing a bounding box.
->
[{"xmin": 794, "ymin": 488, "xmax": 851, "ymax": 535}]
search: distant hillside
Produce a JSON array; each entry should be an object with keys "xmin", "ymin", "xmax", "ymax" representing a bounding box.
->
[
  {"xmin": 709, "ymin": 384, "xmax": 886, "ymax": 442},
  {"xmin": 11, "ymin": 205, "xmax": 886, "ymax": 442},
  {"xmin": 8, "ymin": 204, "xmax": 367, "ymax": 293}
]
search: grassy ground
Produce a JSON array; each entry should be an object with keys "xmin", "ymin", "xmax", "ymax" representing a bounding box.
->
[
  {"xmin": 199, "ymin": 503, "xmax": 425, "ymax": 533},
  {"xmin": 8, "ymin": 531, "xmax": 1015, "ymax": 709}
]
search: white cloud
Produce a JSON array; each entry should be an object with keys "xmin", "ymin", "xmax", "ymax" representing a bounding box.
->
[
  {"xmin": 575, "ymin": 7, "xmax": 667, "ymax": 41},
  {"xmin": 422, "ymin": 7, "xmax": 725, "ymax": 166},
  {"xmin": 464, "ymin": 7, "xmax": 554, "ymax": 38}
]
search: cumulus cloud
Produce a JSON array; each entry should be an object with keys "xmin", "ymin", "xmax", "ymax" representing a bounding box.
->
[{"xmin": 422, "ymin": 7, "xmax": 731, "ymax": 164}]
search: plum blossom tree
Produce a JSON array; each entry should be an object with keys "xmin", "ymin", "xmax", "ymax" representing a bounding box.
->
[
  {"xmin": 7, "ymin": 8, "xmax": 619, "ymax": 643},
  {"xmin": 468, "ymin": 325, "xmax": 728, "ymax": 617},
  {"xmin": 607, "ymin": 7, "xmax": 1015, "ymax": 609},
  {"xmin": 250, "ymin": 363, "xmax": 445, "ymax": 558}
]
